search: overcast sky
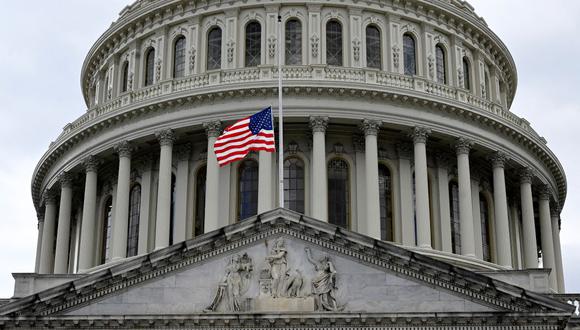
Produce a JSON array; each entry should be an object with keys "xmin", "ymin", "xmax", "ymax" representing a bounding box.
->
[{"xmin": 0, "ymin": 1, "xmax": 578, "ymax": 297}]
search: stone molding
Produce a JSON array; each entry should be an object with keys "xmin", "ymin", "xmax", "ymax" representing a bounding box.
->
[
  {"xmin": 309, "ymin": 116, "xmax": 329, "ymax": 133},
  {"xmin": 114, "ymin": 141, "xmax": 132, "ymax": 158},
  {"xmin": 360, "ymin": 119, "xmax": 381, "ymax": 137},
  {"xmin": 455, "ymin": 137, "xmax": 473, "ymax": 155},
  {"xmin": 410, "ymin": 126, "xmax": 431, "ymax": 144},
  {"xmin": 156, "ymin": 129, "xmax": 176, "ymax": 147},
  {"xmin": 203, "ymin": 121, "xmax": 222, "ymax": 138}
]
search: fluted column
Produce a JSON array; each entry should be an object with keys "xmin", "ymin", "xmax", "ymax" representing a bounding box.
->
[
  {"xmin": 258, "ymin": 150, "xmax": 273, "ymax": 213},
  {"xmin": 174, "ymin": 143, "xmax": 191, "ymax": 244},
  {"xmin": 539, "ymin": 186, "xmax": 557, "ymax": 291},
  {"xmin": 203, "ymin": 121, "xmax": 222, "ymax": 233},
  {"xmin": 361, "ymin": 119, "xmax": 381, "ymax": 239},
  {"xmin": 155, "ymin": 129, "xmax": 176, "ymax": 250},
  {"xmin": 397, "ymin": 143, "xmax": 415, "ymax": 245},
  {"xmin": 310, "ymin": 116, "xmax": 329, "ymax": 222},
  {"xmin": 34, "ymin": 214, "xmax": 44, "ymax": 273},
  {"xmin": 78, "ymin": 156, "xmax": 100, "ymax": 271},
  {"xmin": 436, "ymin": 155, "xmax": 452, "ymax": 253},
  {"xmin": 551, "ymin": 208, "xmax": 565, "ymax": 292},
  {"xmin": 455, "ymin": 138, "xmax": 475, "ymax": 257},
  {"xmin": 54, "ymin": 172, "xmax": 74, "ymax": 273},
  {"xmin": 39, "ymin": 191, "xmax": 58, "ymax": 274},
  {"xmin": 111, "ymin": 141, "xmax": 132, "ymax": 261},
  {"xmin": 411, "ymin": 127, "xmax": 432, "ymax": 248},
  {"xmin": 520, "ymin": 168, "xmax": 538, "ymax": 268},
  {"xmin": 490, "ymin": 152, "xmax": 512, "ymax": 268}
]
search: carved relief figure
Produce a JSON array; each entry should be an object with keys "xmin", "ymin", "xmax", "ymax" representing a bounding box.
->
[
  {"xmin": 285, "ymin": 269, "xmax": 304, "ymax": 297},
  {"xmin": 265, "ymin": 238, "xmax": 288, "ymax": 298},
  {"xmin": 205, "ymin": 253, "xmax": 253, "ymax": 312},
  {"xmin": 305, "ymin": 247, "xmax": 343, "ymax": 311}
]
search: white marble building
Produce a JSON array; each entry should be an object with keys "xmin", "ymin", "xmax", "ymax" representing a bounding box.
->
[{"xmin": 0, "ymin": 0, "xmax": 578, "ymax": 328}]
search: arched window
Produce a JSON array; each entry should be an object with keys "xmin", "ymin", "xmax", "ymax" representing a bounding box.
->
[
  {"xmin": 120, "ymin": 60, "xmax": 129, "ymax": 93},
  {"xmin": 462, "ymin": 57, "xmax": 471, "ymax": 90},
  {"xmin": 101, "ymin": 196, "xmax": 113, "ymax": 264},
  {"xmin": 245, "ymin": 21, "xmax": 261, "ymax": 67},
  {"xmin": 285, "ymin": 19, "xmax": 302, "ymax": 65},
  {"xmin": 328, "ymin": 158, "xmax": 349, "ymax": 228},
  {"xmin": 284, "ymin": 157, "xmax": 305, "ymax": 213},
  {"xmin": 480, "ymin": 193, "xmax": 492, "ymax": 262},
  {"xmin": 435, "ymin": 44, "xmax": 446, "ymax": 84},
  {"xmin": 238, "ymin": 160, "xmax": 259, "ymax": 221},
  {"xmin": 449, "ymin": 181, "xmax": 461, "ymax": 254},
  {"xmin": 379, "ymin": 164, "xmax": 393, "ymax": 241},
  {"xmin": 366, "ymin": 25, "xmax": 381, "ymax": 69},
  {"xmin": 326, "ymin": 20, "xmax": 343, "ymax": 66},
  {"xmin": 195, "ymin": 166, "xmax": 207, "ymax": 236},
  {"xmin": 144, "ymin": 48, "xmax": 155, "ymax": 86},
  {"xmin": 207, "ymin": 27, "xmax": 222, "ymax": 70},
  {"xmin": 169, "ymin": 174, "xmax": 176, "ymax": 245},
  {"xmin": 173, "ymin": 36, "xmax": 186, "ymax": 78},
  {"xmin": 403, "ymin": 34, "xmax": 416, "ymax": 75},
  {"xmin": 127, "ymin": 184, "xmax": 141, "ymax": 257}
]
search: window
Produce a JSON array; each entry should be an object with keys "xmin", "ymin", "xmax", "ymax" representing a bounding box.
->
[
  {"xmin": 207, "ymin": 27, "xmax": 222, "ymax": 70},
  {"xmin": 285, "ymin": 19, "xmax": 302, "ymax": 65},
  {"xmin": 366, "ymin": 25, "xmax": 381, "ymax": 69},
  {"xmin": 449, "ymin": 181, "xmax": 461, "ymax": 254},
  {"xmin": 173, "ymin": 36, "xmax": 186, "ymax": 78},
  {"xmin": 238, "ymin": 160, "xmax": 259, "ymax": 220},
  {"xmin": 195, "ymin": 166, "xmax": 207, "ymax": 236},
  {"xmin": 284, "ymin": 157, "xmax": 305, "ymax": 214},
  {"xmin": 101, "ymin": 197, "xmax": 113, "ymax": 264},
  {"xmin": 245, "ymin": 21, "xmax": 261, "ymax": 67},
  {"xmin": 403, "ymin": 34, "xmax": 416, "ymax": 75},
  {"xmin": 379, "ymin": 164, "xmax": 393, "ymax": 241},
  {"xmin": 480, "ymin": 193, "xmax": 492, "ymax": 262},
  {"xmin": 169, "ymin": 174, "xmax": 176, "ymax": 245},
  {"xmin": 462, "ymin": 57, "xmax": 471, "ymax": 90},
  {"xmin": 326, "ymin": 20, "xmax": 343, "ymax": 66},
  {"xmin": 328, "ymin": 158, "xmax": 349, "ymax": 228},
  {"xmin": 121, "ymin": 60, "xmax": 129, "ymax": 93},
  {"xmin": 144, "ymin": 48, "xmax": 155, "ymax": 86},
  {"xmin": 127, "ymin": 184, "xmax": 141, "ymax": 257},
  {"xmin": 435, "ymin": 44, "xmax": 446, "ymax": 84}
]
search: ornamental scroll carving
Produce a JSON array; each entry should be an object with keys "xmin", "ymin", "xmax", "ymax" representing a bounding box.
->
[
  {"xmin": 352, "ymin": 39, "xmax": 361, "ymax": 62},
  {"xmin": 155, "ymin": 58, "xmax": 162, "ymax": 82},
  {"xmin": 311, "ymin": 34, "xmax": 319, "ymax": 58},
  {"xmin": 227, "ymin": 40, "xmax": 235, "ymax": 63},
  {"xmin": 268, "ymin": 36, "xmax": 277, "ymax": 58},
  {"xmin": 392, "ymin": 45, "xmax": 400, "ymax": 69},
  {"xmin": 189, "ymin": 47, "xmax": 196, "ymax": 72},
  {"xmin": 428, "ymin": 54, "xmax": 435, "ymax": 79}
]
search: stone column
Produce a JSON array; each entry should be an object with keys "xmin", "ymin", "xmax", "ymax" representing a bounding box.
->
[
  {"xmin": 411, "ymin": 127, "xmax": 432, "ymax": 249},
  {"xmin": 520, "ymin": 168, "xmax": 538, "ymax": 268},
  {"xmin": 203, "ymin": 121, "xmax": 222, "ymax": 233},
  {"xmin": 551, "ymin": 208, "xmax": 565, "ymax": 292},
  {"xmin": 155, "ymin": 129, "xmax": 176, "ymax": 250},
  {"xmin": 455, "ymin": 138, "xmax": 475, "ymax": 258},
  {"xmin": 361, "ymin": 119, "xmax": 381, "ymax": 239},
  {"xmin": 39, "ymin": 191, "xmax": 58, "ymax": 274},
  {"xmin": 436, "ymin": 155, "xmax": 452, "ymax": 253},
  {"xmin": 353, "ymin": 135, "xmax": 366, "ymax": 226},
  {"xmin": 471, "ymin": 177, "xmax": 483, "ymax": 260},
  {"xmin": 310, "ymin": 116, "xmax": 329, "ymax": 222},
  {"xmin": 173, "ymin": 143, "xmax": 191, "ymax": 244},
  {"xmin": 78, "ymin": 156, "xmax": 100, "ymax": 271},
  {"xmin": 111, "ymin": 141, "xmax": 132, "ymax": 261},
  {"xmin": 137, "ymin": 159, "xmax": 153, "ymax": 255},
  {"xmin": 538, "ymin": 186, "xmax": 557, "ymax": 291},
  {"xmin": 490, "ymin": 152, "xmax": 512, "ymax": 268},
  {"xmin": 509, "ymin": 203, "xmax": 523, "ymax": 269},
  {"xmin": 34, "ymin": 214, "xmax": 44, "ymax": 273},
  {"xmin": 397, "ymin": 143, "xmax": 415, "ymax": 245},
  {"xmin": 54, "ymin": 172, "xmax": 74, "ymax": 274},
  {"xmin": 258, "ymin": 150, "xmax": 273, "ymax": 213}
]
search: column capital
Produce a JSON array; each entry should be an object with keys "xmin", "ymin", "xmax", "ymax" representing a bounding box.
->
[
  {"xmin": 82, "ymin": 155, "xmax": 100, "ymax": 173},
  {"xmin": 352, "ymin": 134, "xmax": 365, "ymax": 153},
  {"xmin": 309, "ymin": 116, "xmax": 329, "ymax": 133},
  {"xmin": 37, "ymin": 211, "xmax": 45, "ymax": 223},
  {"xmin": 360, "ymin": 119, "xmax": 381, "ymax": 136},
  {"xmin": 489, "ymin": 151, "xmax": 508, "ymax": 169},
  {"xmin": 114, "ymin": 140, "xmax": 133, "ymax": 158},
  {"xmin": 58, "ymin": 172, "xmax": 74, "ymax": 189},
  {"xmin": 410, "ymin": 126, "xmax": 431, "ymax": 144},
  {"xmin": 156, "ymin": 129, "xmax": 176, "ymax": 147},
  {"xmin": 550, "ymin": 205, "xmax": 561, "ymax": 218},
  {"xmin": 519, "ymin": 167, "xmax": 535, "ymax": 184},
  {"xmin": 42, "ymin": 189, "xmax": 58, "ymax": 205},
  {"xmin": 396, "ymin": 143, "xmax": 413, "ymax": 160},
  {"xmin": 454, "ymin": 137, "xmax": 473, "ymax": 155},
  {"xmin": 203, "ymin": 121, "xmax": 222, "ymax": 138},
  {"xmin": 176, "ymin": 143, "xmax": 192, "ymax": 161},
  {"xmin": 539, "ymin": 184, "xmax": 552, "ymax": 201}
]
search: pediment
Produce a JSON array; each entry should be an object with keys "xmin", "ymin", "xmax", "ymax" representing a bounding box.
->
[{"xmin": 0, "ymin": 208, "xmax": 572, "ymax": 319}]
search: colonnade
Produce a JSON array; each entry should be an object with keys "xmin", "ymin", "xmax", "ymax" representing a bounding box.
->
[{"xmin": 33, "ymin": 119, "xmax": 565, "ymax": 292}]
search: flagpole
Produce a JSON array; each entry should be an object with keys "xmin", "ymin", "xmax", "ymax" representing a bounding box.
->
[{"xmin": 277, "ymin": 14, "xmax": 284, "ymax": 209}]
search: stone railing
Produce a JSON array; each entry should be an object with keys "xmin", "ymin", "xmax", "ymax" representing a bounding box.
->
[
  {"xmin": 551, "ymin": 294, "xmax": 580, "ymax": 317},
  {"xmin": 59, "ymin": 65, "xmax": 540, "ymax": 146}
]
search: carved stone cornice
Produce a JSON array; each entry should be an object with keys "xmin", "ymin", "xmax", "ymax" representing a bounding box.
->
[
  {"xmin": 489, "ymin": 151, "xmax": 507, "ymax": 169},
  {"xmin": 410, "ymin": 126, "xmax": 431, "ymax": 144},
  {"xmin": 360, "ymin": 119, "xmax": 381, "ymax": 137},
  {"xmin": 309, "ymin": 116, "xmax": 329, "ymax": 133},
  {"xmin": 82, "ymin": 155, "xmax": 100, "ymax": 173},
  {"xmin": 156, "ymin": 129, "xmax": 175, "ymax": 147},
  {"xmin": 203, "ymin": 121, "xmax": 222, "ymax": 138},
  {"xmin": 454, "ymin": 137, "xmax": 473, "ymax": 155},
  {"xmin": 176, "ymin": 143, "xmax": 192, "ymax": 161},
  {"xmin": 352, "ymin": 134, "xmax": 364, "ymax": 153},
  {"xmin": 396, "ymin": 143, "xmax": 413, "ymax": 160},
  {"xmin": 58, "ymin": 172, "xmax": 74, "ymax": 189},
  {"xmin": 519, "ymin": 167, "xmax": 534, "ymax": 185},
  {"xmin": 114, "ymin": 141, "xmax": 132, "ymax": 158}
]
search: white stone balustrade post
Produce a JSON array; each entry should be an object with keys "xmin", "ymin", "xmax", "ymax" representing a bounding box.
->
[
  {"xmin": 490, "ymin": 152, "xmax": 512, "ymax": 268},
  {"xmin": 111, "ymin": 141, "xmax": 132, "ymax": 261},
  {"xmin": 520, "ymin": 168, "xmax": 538, "ymax": 268},
  {"xmin": 310, "ymin": 116, "xmax": 329, "ymax": 222},
  {"xmin": 551, "ymin": 208, "xmax": 565, "ymax": 293},
  {"xmin": 155, "ymin": 129, "xmax": 176, "ymax": 250},
  {"xmin": 361, "ymin": 119, "xmax": 381, "ymax": 239},
  {"xmin": 539, "ymin": 186, "xmax": 557, "ymax": 291},
  {"xmin": 455, "ymin": 138, "xmax": 475, "ymax": 258},
  {"xmin": 54, "ymin": 172, "xmax": 74, "ymax": 274},
  {"xmin": 39, "ymin": 191, "xmax": 58, "ymax": 274},
  {"xmin": 203, "ymin": 121, "xmax": 222, "ymax": 233},
  {"xmin": 78, "ymin": 156, "xmax": 100, "ymax": 271},
  {"xmin": 411, "ymin": 126, "xmax": 432, "ymax": 249}
]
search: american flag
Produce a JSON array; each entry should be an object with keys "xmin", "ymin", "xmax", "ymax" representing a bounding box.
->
[{"xmin": 214, "ymin": 107, "xmax": 276, "ymax": 166}]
